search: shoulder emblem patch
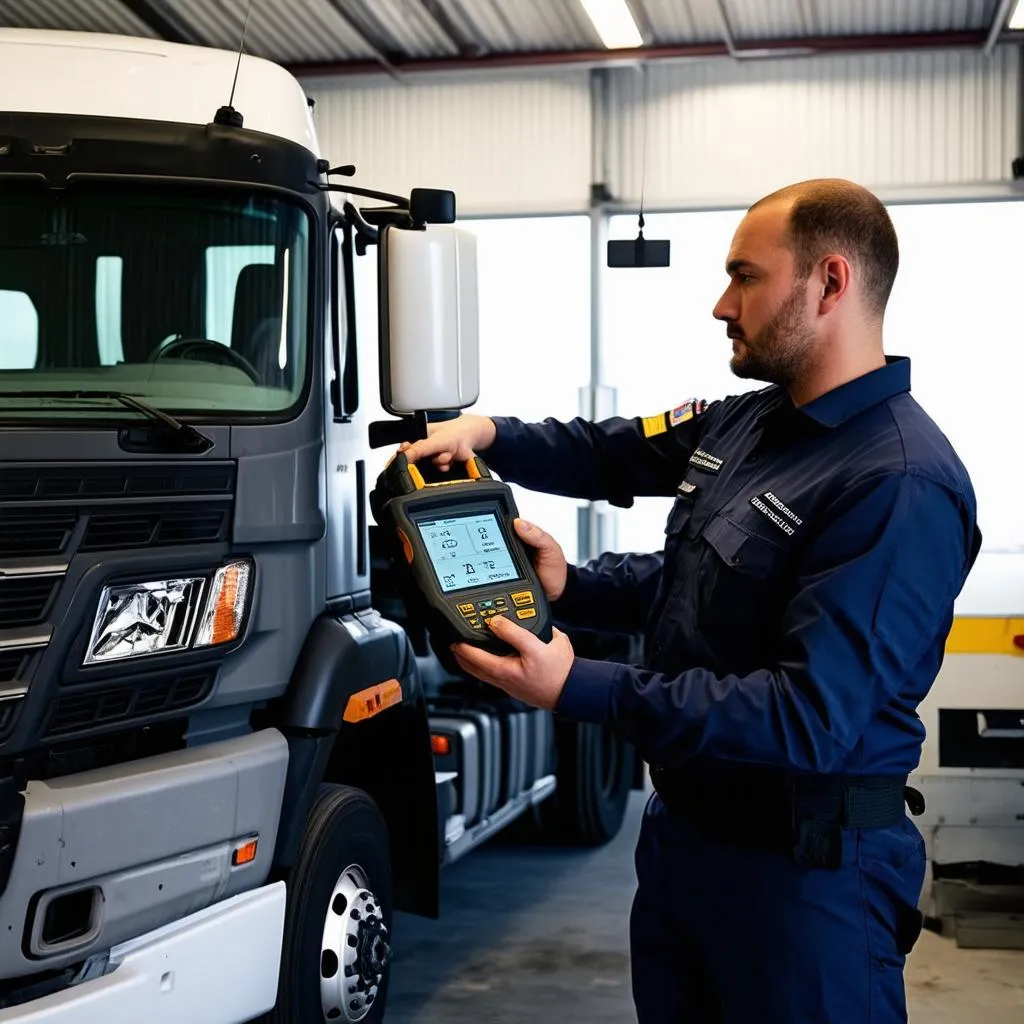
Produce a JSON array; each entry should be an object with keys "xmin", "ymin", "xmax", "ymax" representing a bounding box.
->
[{"xmin": 642, "ymin": 399, "xmax": 706, "ymax": 438}]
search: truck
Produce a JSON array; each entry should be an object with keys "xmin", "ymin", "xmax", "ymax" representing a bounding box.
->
[{"xmin": 0, "ymin": 27, "xmax": 638, "ymax": 1024}]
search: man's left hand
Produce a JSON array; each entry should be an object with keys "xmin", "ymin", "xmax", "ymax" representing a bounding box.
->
[{"xmin": 451, "ymin": 615, "xmax": 574, "ymax": 712}]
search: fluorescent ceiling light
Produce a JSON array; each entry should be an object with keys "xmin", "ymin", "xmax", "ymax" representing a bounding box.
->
[
  {"xmin": 580, "ymin": 0, "xmax": 643, "ymax": 50},
  {"xmin": 1010, "ymin": 0, "xmax": 1024, "ymax": 30}
]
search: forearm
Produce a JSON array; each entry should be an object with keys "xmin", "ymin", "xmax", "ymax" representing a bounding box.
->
[{"xmin": 485, "ymin": 414, "xmax": 698, "ymax": 505}]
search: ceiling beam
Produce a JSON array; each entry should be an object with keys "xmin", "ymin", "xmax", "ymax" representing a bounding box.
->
[
  {"xmin": 418, "ymin": 0, "xmax": 485, "ymax": 56},
  {"xmin": 985, "ymin": 0, "xmax": 1018, "ymax": 55},
  {"xmin": 120, "ymin": 0, "xmax": 200, "ymax": 45},
  {"xmin": 320, "ymin": 0, "xmax": 405, "ymax": 81},
  {"xmin": 289, "ymin": 29, "xmax": 1013, "ymax": 79}
]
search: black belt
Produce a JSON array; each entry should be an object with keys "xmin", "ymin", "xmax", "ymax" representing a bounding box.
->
[{"xmin": 649, "ymin": 763, "xmax": 925, "ymax": 869}]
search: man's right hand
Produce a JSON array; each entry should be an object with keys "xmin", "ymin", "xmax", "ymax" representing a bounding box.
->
[
  {"xmin": 401, "ymin": 414, "xmax": 497, "ymax": 471},
  {"xmin": 513, "ymin": 518, "xmax": 567, "ymax": 602}
]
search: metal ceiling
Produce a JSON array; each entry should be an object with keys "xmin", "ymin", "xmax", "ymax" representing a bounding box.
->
[{"xmin": 0, "ymin": 0, "xmax": 1017, "ymax": 76}]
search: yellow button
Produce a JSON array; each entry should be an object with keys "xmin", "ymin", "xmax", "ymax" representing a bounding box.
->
[
  {"xmin": 511, "ymin": 591, "xmax": 534, "ymax": 607},
  {"xmin": 516, "ymin": 607, "xmax": 537, "ymax": 620},
  {"xmin": 458, "ymin": 603, "xmax": 475, "ymax": 616}
]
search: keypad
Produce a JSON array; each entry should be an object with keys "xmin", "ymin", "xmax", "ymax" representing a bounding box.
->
[{"xmin": 455, "ymin": 590, "xmax": 534, "ymax": 630}]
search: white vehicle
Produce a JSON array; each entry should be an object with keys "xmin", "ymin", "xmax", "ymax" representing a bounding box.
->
[{"xmin": 0, "ymin": 29, "xmax": 638, "ymax": 1023}]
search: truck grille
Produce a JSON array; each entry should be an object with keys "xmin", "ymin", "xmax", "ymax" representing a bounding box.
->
[
  {"xmin": 0, "ymin": 510, "xmax": 78, "ymax": 557},
  {"xmin": 0, "ymin": 576, "xmax": 59, "ymax": 628},
  {"xmin": 45, "ymin": 672, "xmax": 214, "ymax": 737},
  {"xmin": 0, "ymin": 462, "xmax": 235, "ymax": 557},
  {"xmin": 0, "ymin": 465, "xmax": 233, "ymax": 501},
  {"xmin": 0, "ymin": 650, "xmax": 24, "ymax": 684},
  {"xmin": 80, "ymin": 507, "xmax": 229, "ymax": 552}
]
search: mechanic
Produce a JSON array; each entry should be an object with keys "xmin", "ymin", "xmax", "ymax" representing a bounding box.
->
[{"xmin": 402, "ymin": 178, "xmax": 981, "ymax": 1023}]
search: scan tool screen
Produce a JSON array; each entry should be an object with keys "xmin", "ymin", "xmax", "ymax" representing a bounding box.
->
[{"xmin": 417, "ymin": 512, "xmax": 522, "ymax": 593}]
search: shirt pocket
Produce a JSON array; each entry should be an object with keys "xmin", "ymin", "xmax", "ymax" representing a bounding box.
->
[{"xmin": 697, "ymin": 513, "xmax": 791, "ymax": 668}]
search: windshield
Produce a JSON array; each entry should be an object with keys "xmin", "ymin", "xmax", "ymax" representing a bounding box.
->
[{"xmin": 0, "ymin": 184, "xmax": 311, "ymax": 420}]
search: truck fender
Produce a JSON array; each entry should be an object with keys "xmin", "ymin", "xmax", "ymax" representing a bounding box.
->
[{"xmin": 272, "ymin": 611, "xmax": 439, "ymax": 918}]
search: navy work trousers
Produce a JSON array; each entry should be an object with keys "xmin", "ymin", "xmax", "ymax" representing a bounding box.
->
[{"xmin": 630, "ymin": 794, "xmax": 926, "ymax": 1023}]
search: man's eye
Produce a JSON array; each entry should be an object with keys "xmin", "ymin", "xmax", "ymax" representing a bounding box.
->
[{"xmin": 737, "ymin": 274, "xmax": 753, "ymax": 284}]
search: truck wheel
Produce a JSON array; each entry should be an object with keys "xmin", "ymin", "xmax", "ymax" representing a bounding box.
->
[
  {"xmin": 272, "ymin": 786, "xmax": 392, "ymax": 1024},
  {"xmin": 541, "ymin": 721, "xmax": 635, "ymax": 846}
]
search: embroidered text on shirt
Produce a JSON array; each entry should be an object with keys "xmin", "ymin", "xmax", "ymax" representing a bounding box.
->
[
  {"xmin": 763, "ymin": 491, "xmax": 803, "ymax": 526},
  {"xmin": 689, "ymin": 449, "xmax": 723, "ymax": 473},
  {"xmin": 750, "ymin": 495, "xmax": 797, "ymax": 536}
]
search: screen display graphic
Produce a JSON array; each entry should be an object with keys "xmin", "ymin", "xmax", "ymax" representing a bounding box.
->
[{"xmin": 417, "ymin": 512, "xmax": 522, "ymax": 594}]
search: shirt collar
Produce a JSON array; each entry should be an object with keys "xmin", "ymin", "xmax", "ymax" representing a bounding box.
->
[{"xmin": 798, "ymin": 355, "xmax": 911, "ymax": 428}]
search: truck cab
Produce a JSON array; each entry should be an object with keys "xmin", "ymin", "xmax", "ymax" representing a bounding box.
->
[{"xmin": 0, "ymin": 28, "xmax": 636, "ymax": 1024}]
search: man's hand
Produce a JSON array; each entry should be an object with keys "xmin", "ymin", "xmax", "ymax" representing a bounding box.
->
[
  {"xmin": 452, "ymin": 616, "xmax": 574, "ymax": 712},
  {"xmin": 401, "ymin": 414, "xmax": 497, "ymax": 472},
  {"xmin": 514, "ymin": 518, "xmax": 567, "ymax": 601}
]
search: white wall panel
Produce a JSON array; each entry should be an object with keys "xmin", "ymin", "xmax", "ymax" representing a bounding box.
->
[
  {"xmin": 305, "ymin": 72, "xmax": 593, "ymax": 215},
  {"xmin": 607, "ymin": 46, "xmax": 1020, "ymax": 208}
]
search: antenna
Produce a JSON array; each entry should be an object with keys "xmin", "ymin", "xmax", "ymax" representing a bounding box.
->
[{"xmin": 213, "ymin": 0, "xmax": 256, "ymax": 128}]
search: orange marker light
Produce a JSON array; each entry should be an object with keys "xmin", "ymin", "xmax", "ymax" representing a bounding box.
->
[
  {"xmin": 343, "ymin": 678, "xmax": 403, "ymax": 723},
  {"xmin": 431, "ymin": 734, "xmax": 451, "ymax": 756},
  {"xmin": 195, "ymin": 559, "xmax": 252, "ymax": 648},
  {"xmin": 232, "ymin": 838, "xmax": 258, "ymax": 866},
  {"xmin": 211, "ymin": 562, "xmax": 241, "ymax": 644}
]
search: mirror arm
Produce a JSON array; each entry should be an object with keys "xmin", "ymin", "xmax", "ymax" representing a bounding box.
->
[{"xmin": 368, "ymin": 410, "xmax": 429, "ymax": 450}]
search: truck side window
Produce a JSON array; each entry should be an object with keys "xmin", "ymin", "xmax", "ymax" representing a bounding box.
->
[
  {"xmin": 96, "ymin": 255, "xmax": 124, "ymax": 365},
  {"xmin": 0, "ymin": 290, "xmax": 39, "ymax": 369},
  {"xmin": 204, "ymin": 244, "xmax": 275, "ymax": 347}
]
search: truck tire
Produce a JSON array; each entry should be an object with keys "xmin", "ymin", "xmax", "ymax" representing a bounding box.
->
[
  {"xmin": 272, "ymin": 785, "xmax": 393, "ymax": 1024},
  {"xmin": 540, "ymin": 721, "xmax": 635, "ymax": 846}
]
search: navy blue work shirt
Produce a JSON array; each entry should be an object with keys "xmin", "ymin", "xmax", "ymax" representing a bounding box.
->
[{"xmin": 486, "ymin": 357, "xmax": 981, "ymax": 777}]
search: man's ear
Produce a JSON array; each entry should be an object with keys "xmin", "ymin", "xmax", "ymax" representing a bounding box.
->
[{"xmin": 818, "ymin": 254, "xmax": 851, "ymax": 313}]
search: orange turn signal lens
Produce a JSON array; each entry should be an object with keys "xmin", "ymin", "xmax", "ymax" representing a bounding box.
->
[
  {"xmin": 431, "ymin": 734, "xmax": 451, "ymax": 756},
  {"xmin": 232, "ymin": 837, "xmax": 258, "ymax": 866},
  {"xmin": 195, "ymin": 560, "xmax": 252, "ymax": 647},
  {"xmin": 343, "ymin": 678, "xmax": 403, "ymax": 723}
]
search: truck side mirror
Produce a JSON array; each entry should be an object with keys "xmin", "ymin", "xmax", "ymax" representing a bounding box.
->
[
  {"xmin": 378, "ymin": 223, "xmax": 479, "ymax": 417},
  {"xmin": 410, "ymin": 188, "xmax": 456, "ymax": 225}
]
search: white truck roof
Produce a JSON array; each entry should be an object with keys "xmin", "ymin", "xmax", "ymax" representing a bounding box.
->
[{"xmin": 0, "ymin": 28, "xmax": 321, "ymax": 155}]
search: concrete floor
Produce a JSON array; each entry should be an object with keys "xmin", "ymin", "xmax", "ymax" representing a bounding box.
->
[{"xmin": 385, "ymin": 791, "xmax": 1024, "ymax": 1023}]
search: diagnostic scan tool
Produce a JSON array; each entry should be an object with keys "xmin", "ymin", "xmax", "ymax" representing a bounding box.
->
[{"xmin": 370, "ymin": 452, "xmax": 553, "ymax": 657}]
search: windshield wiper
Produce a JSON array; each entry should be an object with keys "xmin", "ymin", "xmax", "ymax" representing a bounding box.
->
[{"xmin": 0, "ymin": 390, "xmax": 215, "ymax": 453}]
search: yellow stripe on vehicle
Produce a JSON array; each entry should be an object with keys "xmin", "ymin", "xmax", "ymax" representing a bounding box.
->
[{"xmin": 944, "ymin": 617, "xmax": 1024, "ymax": 655}]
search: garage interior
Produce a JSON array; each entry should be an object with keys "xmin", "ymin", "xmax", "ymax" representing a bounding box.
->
[{"xmin": 0, "ymin": 0, "xmax": 1022, "ymax": 1022}]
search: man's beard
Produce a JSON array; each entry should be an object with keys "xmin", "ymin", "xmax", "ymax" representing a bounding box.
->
[{"xmin": 729, "ymin": 284, "xmax": 815, "ymax": 388}]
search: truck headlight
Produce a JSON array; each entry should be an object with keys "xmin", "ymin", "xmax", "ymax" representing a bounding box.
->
[
  {"xmin": 194, "ymin": 560, "xmax": 252, "ymax": 647},
  {"xmin": 83, "ymin": 559, "xmax": 253, "ymax": 666},
  {"xmin": 85, "ymin": 578, "xmax": 206, "ymax": 664}
]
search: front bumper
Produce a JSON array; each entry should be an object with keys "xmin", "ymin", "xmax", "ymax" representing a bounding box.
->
[{"xmin": 0, "ymin": 882, "xmax": 285, "ymax": 1024}]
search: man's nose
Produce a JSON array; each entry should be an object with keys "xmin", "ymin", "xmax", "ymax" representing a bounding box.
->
[{"xmin": 713, "ymin": 288, "xmax": 736, "ymax": 323}]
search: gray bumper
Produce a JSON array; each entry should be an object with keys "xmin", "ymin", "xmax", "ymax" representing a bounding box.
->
[{"xmin": 0, "ymin": 729, "xmax": 288, "ymax": 979}]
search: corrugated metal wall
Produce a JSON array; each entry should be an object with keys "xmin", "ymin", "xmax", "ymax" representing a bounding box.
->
[
  {"xmin": 302, "ymin": 46, "xmax": 1020, "ymax": 215},
  {"xmin": 307, "ymin": 72, "xmax": 593, "ymax": 215},
  {"xmin": 608, "ymin": 47, "xmax": 1021, "ymax": 208}
]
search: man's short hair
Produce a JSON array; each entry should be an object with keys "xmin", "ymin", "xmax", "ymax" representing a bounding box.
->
[{"xmin": 752, "ymin": 179, "xmax": 899, "ymax": 316}]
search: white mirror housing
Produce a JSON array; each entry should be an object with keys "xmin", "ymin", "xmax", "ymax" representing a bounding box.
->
[{"xmin": 378, "ymin": 223, "xmax": 479, "ymax": 416}]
